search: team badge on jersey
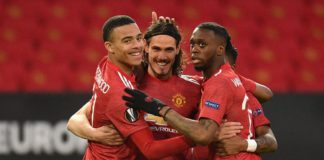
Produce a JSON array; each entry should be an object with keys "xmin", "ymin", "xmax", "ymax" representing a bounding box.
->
[
  {"xmin": 172, "ymin": 93, "xmax": 186, "ymax": 108},
  {"xmin": 125, "ymin": 108, "xmax": 139, "ymax": 123},
  {"xmin": 205, "ymin": 100, "xmax": 220, "ymax": 109}
]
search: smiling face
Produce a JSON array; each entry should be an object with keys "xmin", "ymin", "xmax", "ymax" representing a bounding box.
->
[
  {"xmin": 146, "ymin": 35, "xmax": 179, "ymax": 80},
  {"xmin": 105, "ymin": 23, "xmax": 144, "ymax": 74}
]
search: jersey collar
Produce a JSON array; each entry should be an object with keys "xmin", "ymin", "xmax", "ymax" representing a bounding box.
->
[
  {"xmin": 202, "ymin": 63, "xmax": 232, "ymax": 83},
  {"xmin": 105, "ymin": 57, "xmax": 136, "ymax": 82}
]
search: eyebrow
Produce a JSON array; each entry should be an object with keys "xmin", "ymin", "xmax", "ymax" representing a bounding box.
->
[
  {"xmin": 151, "ymin": 46, "xmax": 162, "ymax": 50},
  {"xmin": 151, "ymin": 45, "xmax": 175, "ymax": 50},
  {"xmin": 190, "ymin": 38, "xmax": 205, "ymax": 43},
  {"xmin": 121, "ymin": 36, "xmax": 132, "ymax": 41},
  {"xmin": 165, "ymin": 47, "xmax": 175, "ymax": 51},
  {"xmin": 121, "ymin": 33, "xmax": 142, "ymax": 41}
]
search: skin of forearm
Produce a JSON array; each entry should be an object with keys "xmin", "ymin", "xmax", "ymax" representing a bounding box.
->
[
  {"xmin": 67, "ymin": 113, "xmax": 96, "ymax": 141},
  {"xmin": 254, "ymin": 83, "xmax": 273, "ymax": 103},
  {"xmin": 160, "ymin": 107, "xmax": 218, "ymax": 145},
  {"xmin": 255, "ymin": 131, "xmax": 278, "ymax": 153},
  {"xmin": 67, "ymin": 102, "xmax": 96, "ymax": 141}
]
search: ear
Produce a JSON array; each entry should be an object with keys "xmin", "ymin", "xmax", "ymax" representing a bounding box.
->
[
  {"xmin": 104, "ymin": 41, "xmax": 114, "ymax": 53},
  {"xmin": 216, "ymin": 45, "xmax": 225, "ymax": 56},
  {"xmin": 175, "ymin": 46, "xmax": 180, "ymax": 55},
  {"xmin": 144, "ymin": 39, "xmax": 149, "ymax": 53},
  {"xmin": 231, "ymin": 63, "xmax": 236, "ymax": 70}
]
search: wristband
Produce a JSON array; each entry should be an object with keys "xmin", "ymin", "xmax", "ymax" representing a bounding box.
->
[
  {"xmin": 246, "ymin": 139, "xmax": 257, "ymax": 152},
  {"xmin": 162, "ymin": 107, "xmax": 172, "ymax": 120}
]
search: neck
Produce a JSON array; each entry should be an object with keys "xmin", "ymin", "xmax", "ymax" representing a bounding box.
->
[
  {"xmin": 108, "ymin": 54, "xmax": 133, "ymax": 75},
  {"xmin": 203, "ymin": 60, "xmax": 225, "ymax": 80}
]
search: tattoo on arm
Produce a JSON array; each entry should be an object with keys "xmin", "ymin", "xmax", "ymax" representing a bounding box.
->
[
  {"xmin": 200, "ymin": 118, "xmax": 213, "ymax": 131},
  {"xmin": 255, "ymin": 126, "xmax": 278, "ymax": 153}
]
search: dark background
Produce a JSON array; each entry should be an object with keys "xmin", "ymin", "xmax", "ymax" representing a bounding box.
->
[{"xmin": 0, "ymin": 93, "xmax": 323, "ymax": 160}]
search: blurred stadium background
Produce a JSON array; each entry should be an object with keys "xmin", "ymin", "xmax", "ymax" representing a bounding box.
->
[{"xmin": 0, "ymin": 0, "xmax": 323, "ymax": 159}]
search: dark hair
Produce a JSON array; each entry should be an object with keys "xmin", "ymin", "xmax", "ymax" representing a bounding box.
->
[
  {"xmin": 143, "ymin": 21, "xmax": 183, "ymax": 75},
  {"xmin": 144, "ymin": 22, "xmax": 181, "ymax": 46},
  {"xmin": 226, "ymin": 45, "xmax": 238, "ymax": 64},
  {"xmin": 196, "ymin": 22, "xmax": 233, "ymax": 52},
  {"xmin": 102, "ymin": 15, "xmax": 136, "ymax": 42}
]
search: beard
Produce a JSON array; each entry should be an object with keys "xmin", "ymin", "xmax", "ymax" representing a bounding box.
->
[
  {"xmin": 194, "ymin": 65, "xmax": 207, "ymax": 72},
  {"xmin": 148, "ymin": 63, "xmax": 172, "ymax": 80}
]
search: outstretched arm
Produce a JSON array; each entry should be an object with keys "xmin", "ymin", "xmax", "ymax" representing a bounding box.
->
[
  {"xmin": 66, "ymin": 102, "xmax": 124, "ymax": 146},
  {"xmin": 160, "ymin": 107, "xmax": 219, "ymax": 145},
  {"xmin": 123, "ymin": 88, "xmax": 219, "ymax": 145}
]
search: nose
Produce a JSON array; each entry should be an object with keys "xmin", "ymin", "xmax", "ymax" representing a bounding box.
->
[
  {"xmin": 134, "ymin": 39, "xmax": 144, "ymax": 49},
  {"xmin": 190, "ymin": 44, "xmax": 199, "ymax": 55},
  {"xmin": 156, "ymin": 52, "xmax": 168, "ymax": 60}
]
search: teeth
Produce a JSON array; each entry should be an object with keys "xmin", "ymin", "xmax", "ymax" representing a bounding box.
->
[
  {"xmin": 157, "ymin": 62, "xmax": 167, "ymax": 66},
  {"xmin": 130, "ymin": 52, "xmax": 141, "ymax": 56}
]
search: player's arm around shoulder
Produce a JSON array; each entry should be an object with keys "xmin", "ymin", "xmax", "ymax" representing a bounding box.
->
[
  {"xmin": 66, "ymin": 102, "xmax": 124, "ymax": 146},
  {"xmin": 67, "ymin": 101, "xmax": 93, "ymax": 139}
]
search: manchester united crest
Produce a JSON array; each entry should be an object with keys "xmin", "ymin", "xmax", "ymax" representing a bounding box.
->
[{"xmin": 172, "ymin": 93, "xmax": 186, "ymax": 108}]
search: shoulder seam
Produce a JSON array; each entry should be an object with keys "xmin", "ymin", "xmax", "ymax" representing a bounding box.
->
[{"xmin": 179, "ymin": 75, "xmax": 200, "ymax": 85}]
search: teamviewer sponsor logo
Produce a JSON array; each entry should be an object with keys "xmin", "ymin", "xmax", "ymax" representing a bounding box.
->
[{"xmin": 205, "ymin": 100, "xmax": 220, "ymax": 109}]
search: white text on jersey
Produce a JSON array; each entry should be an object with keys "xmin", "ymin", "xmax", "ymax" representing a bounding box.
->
[
  {"xmin": 232, "ymin": 77, "xmax": 242, "ymax": 87},
  {"xmin": 95, "ymin": 67, "xmax": 110, "ymax": 94}
]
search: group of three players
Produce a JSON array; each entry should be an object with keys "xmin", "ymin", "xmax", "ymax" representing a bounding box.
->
[{"xmin": 67, "ymin": 12, "xmax": 278, "ymax": 160}]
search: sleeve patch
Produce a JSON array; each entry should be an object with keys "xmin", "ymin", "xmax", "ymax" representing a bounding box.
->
[
  {"xmin": 253, "ymin": 108, "xmax": 263, "ymax": 116},
  {"xmin": 125, "ymin": 108, "xmax": 139, "ymax": 123},
  {"xmin": 204, "ymin": 100, "xmax": 220, "ymax": 109}
]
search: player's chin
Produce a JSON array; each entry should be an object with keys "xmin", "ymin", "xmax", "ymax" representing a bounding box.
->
[
  {"xmin": 129, "ymin": 57, "xmax": 143, "ymax": 65},
  {"xmin": 156, "ymin": 66, "xmax": 171, "ymax": 74},
  {"xmin": 194, "ymin": 65, "xmax": 205, "ymax": 71}
]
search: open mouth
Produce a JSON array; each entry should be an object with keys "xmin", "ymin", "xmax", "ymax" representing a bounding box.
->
[
  {"xmin": 156, "ymin": 61, "xmax": 168, "ymax": 66},
  {"xmin": 130, "ymin": 52, "xmax": 142, "ymax": 56}
]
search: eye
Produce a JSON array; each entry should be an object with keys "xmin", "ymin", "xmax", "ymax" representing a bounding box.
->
[
  {"xmin": 136, "ymin": 36, "xmax": 143, "ymax": 41},
  {"xmin": 199, "ymin": 42, "xmax": 206, "ymax": 48},
  {"xmin": 123, "ymin": 39, "xmax": 131, "ymax": 43},
  {"xmin": 190, "ymin": 42, "xmax": 194, "ymax": 48},
  {"xmin": 165, "ymin": 48, "xmax": 175, "ymax": 53}
]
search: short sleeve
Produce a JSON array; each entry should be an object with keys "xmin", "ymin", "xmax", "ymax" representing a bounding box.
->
[
  {"xmin": 239, "ymin": 75, "xmax": 256, "ymax": 93},
  {"xmin": 247, "ymin": 93, "xmax": 270, "ymax": 127},
  {"xmin": 106, "ymin": 104, "xmax": 149, "ymax": 138},
  {"xmin": 199, "ymin": 78, "xmax": 231, "ymax": 125}
]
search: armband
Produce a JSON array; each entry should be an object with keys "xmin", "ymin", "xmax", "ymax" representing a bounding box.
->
[{"xmin": 246, "ymin": 139, "xmax": 257, "ymax": 152}]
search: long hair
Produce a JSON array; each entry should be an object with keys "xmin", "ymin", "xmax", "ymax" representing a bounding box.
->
[{"xmin": 143, "ymin": 21, "xmax": 183, "ymax": 75}]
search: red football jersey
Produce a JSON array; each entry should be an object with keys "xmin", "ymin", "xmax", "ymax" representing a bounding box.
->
[
  {"xmin": 138, "ymin": 73, "xmax": 201, "ymax": 160},
  {"xmin": 246, "ymin": 92, "xmax": 270, "ymax": 128},
  {"xmin": 199, "ymin": 63, "xmax": 260, "ymax": 160},
  {"xmin": 83, "ymin": 57, "xmax": 148, "ymax": 160}
]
